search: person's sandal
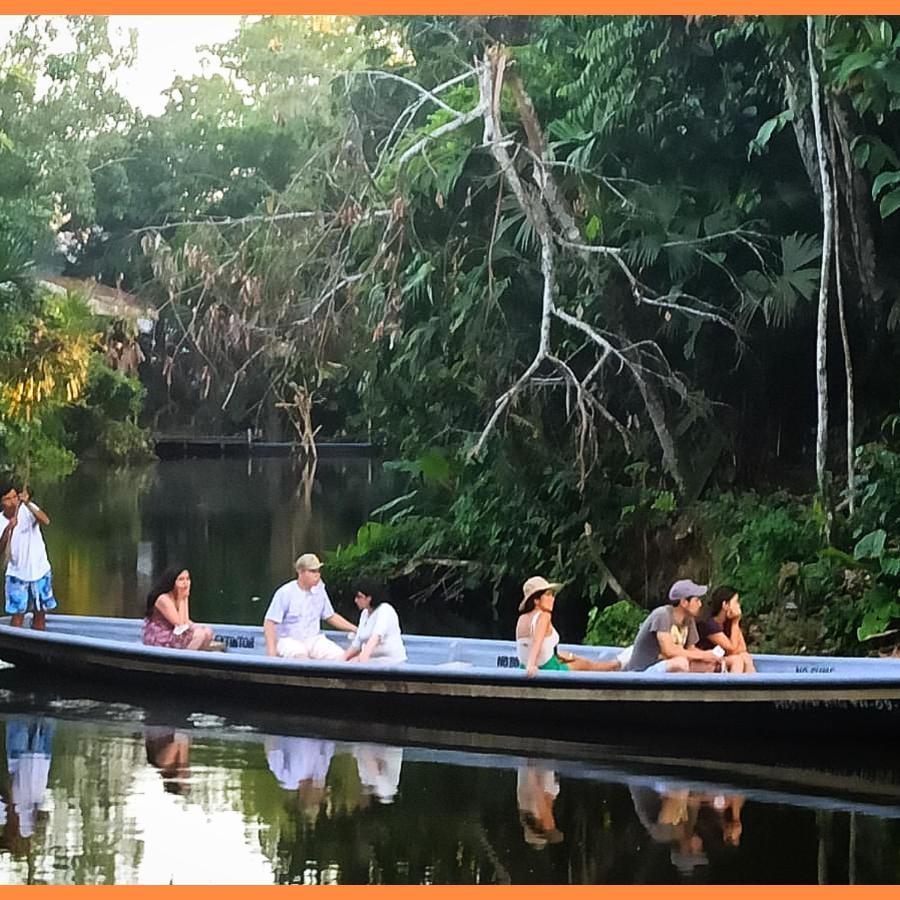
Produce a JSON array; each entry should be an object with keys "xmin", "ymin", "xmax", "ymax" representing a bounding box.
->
[{"xmin": 205, "ymin": 640, "xmax": 227, "ymax": 652}]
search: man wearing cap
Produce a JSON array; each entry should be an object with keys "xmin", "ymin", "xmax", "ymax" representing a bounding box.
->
[
  {"xmin": 622, "ymin": 579, "xmax": 721, "ymax": 673},
  {"xmin": 263, "ymin": 553, "xmax": 357, "ymax": 660}
]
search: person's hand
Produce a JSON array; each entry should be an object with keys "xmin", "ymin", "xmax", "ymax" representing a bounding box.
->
[
  {"xmin": 728, "ymin": 598, "xmax": 743, "ymax": 620},
  {"xmin": 525, "ymin": 664, "xmax": 537, "ymax": 678},
  {"xmin": 17, "ymin": 488, "xmax": 29, "ymax": 505}
]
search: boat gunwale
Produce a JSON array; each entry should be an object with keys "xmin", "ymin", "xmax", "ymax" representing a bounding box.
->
[{"xmin": 3, "ymin": 615, "xmax": 900, "ymax": 697}]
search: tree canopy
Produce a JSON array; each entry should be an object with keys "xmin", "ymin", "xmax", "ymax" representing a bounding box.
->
[{"xmin": 7, "ymin": 15, "xmax": 900, "ymax": 649}]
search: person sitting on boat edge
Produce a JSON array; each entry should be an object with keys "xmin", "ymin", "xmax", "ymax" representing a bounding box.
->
[
  {"xmin": 622, "ymin": 579, "xmax": 721, "ymax": 673},
  {"xmin": 696, "ymin": 585, "xmax": 756, "ymax": 674},
  {"xmin": 142, "ymin": 567, "xmax": 215, "ymax": 651},
  {"xmin": 0, "ymin": 479, "xmax": 57, "ymax": 631},
  {"xmin": 343, "ymin": 579, "xmax": 407, "ymax": 665},
  {"xmin": 263, "ymin": 553, "xmax": 357, "ymax": 660},
  {"xmin": 516, "ymin": 576, "xmax": 621, "ymax": 677}
]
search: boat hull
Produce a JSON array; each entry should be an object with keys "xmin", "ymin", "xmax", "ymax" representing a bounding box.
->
[{"xmin": 2, "ymin": 615, "xmax": 900, "ymax": 739}]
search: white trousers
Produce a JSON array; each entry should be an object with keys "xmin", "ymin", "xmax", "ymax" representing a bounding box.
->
[{"xmin": 276, "ymin": 634, "xmax": 344, "ymax": 661}]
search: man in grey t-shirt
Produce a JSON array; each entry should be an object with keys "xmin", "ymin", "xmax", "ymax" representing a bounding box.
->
[{"xmin": 624, "ymin": 579, "xmax": 721, "ymax": 673}]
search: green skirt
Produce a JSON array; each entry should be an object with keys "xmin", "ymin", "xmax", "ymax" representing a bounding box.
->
[{"xmin": 520, "ymin": 655, "xmax": 570, "ymax": 672}]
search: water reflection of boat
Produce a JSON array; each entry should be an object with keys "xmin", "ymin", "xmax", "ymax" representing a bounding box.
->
[
  {"xmin": 0, "ymin": 667, "xmax": 898, "ymax": 824},
  {"xmin": 4, "ymin": 614, "xmax": 900, "ymax": 738}
]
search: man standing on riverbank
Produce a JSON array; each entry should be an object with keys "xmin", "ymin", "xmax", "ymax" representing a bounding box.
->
[
  {"xmin": 0, "ymin": 480, "xmax": 56, "ymax": 630},
  {"xmin": 263, "ymin": 553, "xmax": 356, "ymax": 660}
]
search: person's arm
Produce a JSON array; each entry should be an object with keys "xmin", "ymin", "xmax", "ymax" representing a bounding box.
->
[
  {"xmin": 343, "ymin": 616, "xmax": 364, "ymax": 660},
  {"xmin": 525, "ymin": 612, "xmax": 551, "ymax": 678},
  {"xmin": 352, "ymin": 633, "xmax": 382, "ymax": 663},
  {"xmin": 729, "ymin": 620, "xmax": 748, "ymax": 654},
  {"xmin": 264, "ymin": 619, "xmax": 279, "ymax": 657},
  {"xmin": 324, "ymin": 612, "xmax": 357, "ymax": 633},
  {"xmin": 706, "ymin": 631, "xmax": 737, "ymax": 654},
  {"xmin": 657, "ymin": 632, "xmax": 719, "ymax": 663},
  {"xmin": 18, "ymin": 490, "xmax": 49, "ymax": 526},
  {"xmin": 0, "ymin": 516, "xmax": 15, "ymax": 555}
]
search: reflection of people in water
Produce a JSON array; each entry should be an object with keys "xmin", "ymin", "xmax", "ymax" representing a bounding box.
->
[
  {"xmin": 630, "ymin": 783, "xmax": 745, "ymax": 875},
  {"xmin": 353, "ymin": 743, "xmax": 403, "ymax": 804},
  {"xmin": 516, "ymin": 761, "xmax": 564, "ymax": 850},
  {"xmin": 3, "ymin": 717, "xmax": 54, "ymax": 842},
  {"xmin": 145, "ymin": 728, "xmax": 192, "ymax": 796},
  {"xmin": 265, "ymin": 736, "xmax": 335, "ymax": 820}
]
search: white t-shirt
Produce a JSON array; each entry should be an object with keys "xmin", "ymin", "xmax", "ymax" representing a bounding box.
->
[
  {"xmin": 5, "ymin": 503, "xmax": 51, "ymax": 582},
  {"xmin": 355, "ymin": 744, "xmax": 403, "ymax": 803},
  {"xmin": 265, "ymin": 736, "xmax": 334, "ymax": 789},
  {"xmin": 349, "ymin": 602, "xmax": 407, "ymax": 663},
  {"xmin": 264, "ymin": 580, "xmax": 335, "ymax": 642}
]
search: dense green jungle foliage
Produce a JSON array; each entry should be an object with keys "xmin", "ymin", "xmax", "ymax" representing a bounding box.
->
[{"xmin": 6, "ymin": 15, "xmax": 900, "ymax": 650}]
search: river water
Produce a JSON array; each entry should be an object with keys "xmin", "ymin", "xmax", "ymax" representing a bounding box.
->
[{"xmin": 0, "ymin": 459, "xmax": 899, "ymax": 884}]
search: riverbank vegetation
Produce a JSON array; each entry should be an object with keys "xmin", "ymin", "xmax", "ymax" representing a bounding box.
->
[{"xmin": 5, "ymin": 15, "xmax": 900, "ymax": 650}]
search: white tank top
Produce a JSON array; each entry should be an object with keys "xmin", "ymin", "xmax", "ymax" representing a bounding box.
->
[{"xmin": 516, "ymin": 611, "xmax": 560, "ymax": 667}]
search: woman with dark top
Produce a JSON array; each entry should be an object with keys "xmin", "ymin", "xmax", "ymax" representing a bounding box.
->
[
  {"xmin": 142, "ymin": 567, "xmax": 214, "ymax": 651},
  {"xmin": 696, "ymin": 586, "xmax": 756, "ymax": 674}
]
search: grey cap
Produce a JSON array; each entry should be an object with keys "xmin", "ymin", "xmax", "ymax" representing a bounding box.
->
[{"xmin": 668, "ymin": 579, "xmax": 708, "ymax": 603}]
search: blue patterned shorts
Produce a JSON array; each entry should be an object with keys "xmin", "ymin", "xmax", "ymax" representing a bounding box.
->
[{"xmin": 5, "ymin": 570, "xmax": 57, "ymax": 615}]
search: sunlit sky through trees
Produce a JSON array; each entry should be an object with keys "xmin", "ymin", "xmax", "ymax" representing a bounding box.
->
[{"xmin": 0, "ymin": 16, "xmax": 244, "ymax": 115}]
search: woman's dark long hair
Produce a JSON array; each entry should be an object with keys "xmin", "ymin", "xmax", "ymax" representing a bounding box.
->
[
  {"xmin": 146, "ymin": 566, "xmax": 187, "ymax": 617},
  {"xmin": 351, "ymin": 578, "xmax": 386, "ymax": 609},
  {"xmin": 707, "ymin": 586, "xmax": 738, "ymax": 619}
]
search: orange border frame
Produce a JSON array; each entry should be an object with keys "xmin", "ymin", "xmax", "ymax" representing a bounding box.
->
[{"xmin": 0, "ymin": 5, "xmax": 893, "ymax": 893}]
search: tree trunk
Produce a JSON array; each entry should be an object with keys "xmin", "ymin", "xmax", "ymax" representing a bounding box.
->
[
  {"xmin": 785, "ymin": 66, "xmax": 822, "ymax": 205},
  {"xmin": 830, "ymin": 114, "xmax": 856, "ymax": 516},
  {"xmin": 807, "ymin": 17, "xmax": 834, "ymax": 510},
  {"xmin": 829, "ymin": 93, "xmax": 882, "ymax": 310}
]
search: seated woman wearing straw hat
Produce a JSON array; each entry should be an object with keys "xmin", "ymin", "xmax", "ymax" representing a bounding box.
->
[{"xmin": 516, "ymin": 576, "xmax": 621, "ymax": 677}]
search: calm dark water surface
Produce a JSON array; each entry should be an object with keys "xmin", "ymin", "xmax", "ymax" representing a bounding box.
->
[
  {"xmin": 2, "ymin": 460, "xmax": 899, "ymax": 883},
  {"xmin": 41, "ymin": 458, "xmax": 506, "ymax": 637},
  {"xmin": 43, "ymin": 457, "xmax": 392, "ymax": 625},
  {"xmin": 1, "ymin": 671, "xmax": 900, "ymax": 885}
]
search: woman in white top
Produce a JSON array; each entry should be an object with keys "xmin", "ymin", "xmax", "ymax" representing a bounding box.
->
[
  {"xmin": 343, "ymin": 580, "xmax": 407, "ymax": 664},
  {"xmin": 516, "ymin": 576, "xmax": 620, "ymax": 677}
]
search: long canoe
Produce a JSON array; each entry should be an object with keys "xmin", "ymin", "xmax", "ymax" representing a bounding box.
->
[{"xmin": 2, "ymin": 614, "xmax": 900, "ymax": 738}]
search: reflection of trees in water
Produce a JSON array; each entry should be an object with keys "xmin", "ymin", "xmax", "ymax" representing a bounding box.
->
[
  {"xmin": 45, "ymin": 464, "xmax": 157, "ymax": 618},
  {"xmin": 1, "ymin": 716, "xmax": 899, "ymax": 884},
  {"xmin": 47, "ymin": 458, "xmax": 394, "ymax": 628}
]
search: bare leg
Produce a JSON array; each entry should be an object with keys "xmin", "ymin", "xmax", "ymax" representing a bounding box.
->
[
  {"xmin": 668, "ymin": 657, "xmax": 691, "ymax": 673},
  {"xmin": 187, "ymin": 625, "xmax": 213, "ymax": 650},
  {"xmin": 32, "ymin": 611, "xmax": 46, "ymax": 631},
  {"xmin": 742, "ymin": 652, "xmax": 756, "ymax": 674},
  {"xmin": 688, "ymin": 659, "xmax": 718, "ymax": 673},
  {"xmin": 725, "ymin": 655, "xmax": 745, "ymax": 674},
  {"xmin": 567, "ymin": 655, "xmax": 621, "ymax": 672},
  {"xmin": 10, "ymin": 613, "xmax": 24, "ymax": 628}
]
